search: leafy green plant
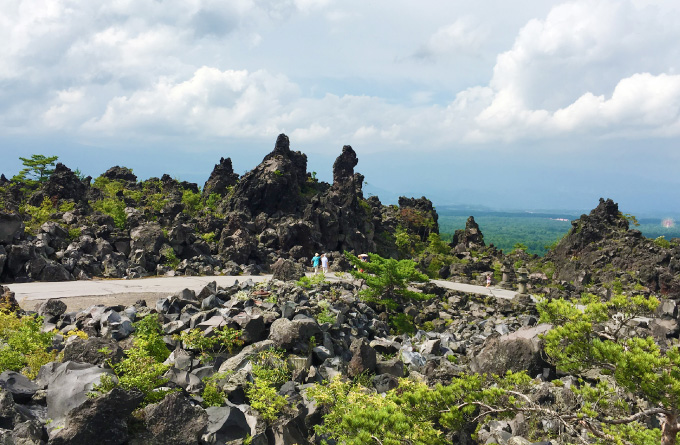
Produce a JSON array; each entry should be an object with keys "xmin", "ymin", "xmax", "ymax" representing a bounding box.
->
[
  {"xmin": 654, "ymin": 236, "xmax": 671, "ymax": 249},
  {"xmin": 246, "ymin": 380, "xmax": 287, "ymax": 423},
  {"xmin": 201, "ymin": 372, "xmax": 232, "ymax": 407},
  {"xmin": 92, "ymin": 315, "xmax": 172, "ymax": 404},
  {"xmin": 296, "ymin": 273, "xmax": 327, "ymax": 289},
  {"xmin": 0, "ymin": 311, "xmax": 56, "ymax": 379},
  {"xmin": 176, "ymin": 326, "xmax": 244, "ymax": 363},
  {"xmin": 245, "ymin": 348, "xmax": 291, "ymax": 423},
  {"xmin": 22, "ymin": 197, "xmax": 55, "ymax": 233},
  {"xmin": 161, "ymin": 246, "xmax": 180, "ymax": 269},
  {"xmin": 389, "ymin": 313, "xmax": 416, "ymax": 335},
  {"xmin": 316, "ymin": 300, "xmax": 336, "ymax": 325},
  {"xmin": 68, "ymin": 227, "xmax": 81, "ymax": 240},
  {"xmin": 93, "ymin": 198, "xmax": 126, "ymax": 230},
  {"xmin": 181, "ymin": 189, "xmax": 202, "ymax": 216},
  {"xmin": 344, "ymin": 252, "xmax": 433, "ymax": 311},
  {"xmin": 201, "ymin": 232, "xmax": 216, "ymax": 243}
]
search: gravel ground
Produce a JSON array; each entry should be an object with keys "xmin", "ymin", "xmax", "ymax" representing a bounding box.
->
[{"xmin": 20, "ymin": 292, "xmax": 169, "ymax": 313}]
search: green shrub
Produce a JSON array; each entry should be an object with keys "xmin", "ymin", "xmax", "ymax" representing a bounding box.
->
[
  {"xmin": 22, "ymin": 197, "xmax": 55, "ymax": 232},
  {"xmin": 176, "ymin": 326, "xmax": 243, "ymax": 363},
  {"xmin": 68, "ymin": 227, "xmax": 81, "ymax": 240},
  {"xmin": 201, "ymin": 232, "xmax": 216, "ymax": 243},
  {"xmin": 161, "ymin": 246, "xmax": 180, "ymax": 269},
  {"xmin": 389, "ymin": 313, "xmax": 415, "ymax": 335},
  {"xmin": 93, "ymin": 197, "xmax": 126, "ymax": 230},
  {"xmin": 201, "ymin": 372, "xmax": 231, "ymax": 407},
  {"xmin": 654, "ymin": 236, "xmax": 671, "ymax": 249},
  {"xmin": 316, "ymin": 301, "xmax": 336, "ymax": 325},
  {"xmin": 0, "ymin": 311, "xmax": 56, "ymax": 379},
  {"xmin": 181, "ymin": 189, "xmax": 202, "ymax": 216},
  {"xmin": 246, "ymin": 380, "xmax": 287, "ymax": 423},
  {"xmin": 296, "ymin": 273, "xmax": 327, "ymax": 289},
  {"xmin": 250, "ymin": 349, "xmax": 291, "ymax": 387},
  {"xmin": 92, "ymin": 315, "xmax": 172, "ymax": 404}
]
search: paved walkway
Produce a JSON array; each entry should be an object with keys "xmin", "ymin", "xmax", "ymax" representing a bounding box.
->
[{"xmin": 5, "ymin": 274, "xmax": 519, "ymax": 307}]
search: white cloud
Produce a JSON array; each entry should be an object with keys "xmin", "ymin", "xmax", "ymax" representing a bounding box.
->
[
  {"xmin": 1, "ymin": 0, "xmax": 680, "ymax": 154},
  {"xmin": 412, "ymin": 17, "xmax": 488, "ymax": 60}
]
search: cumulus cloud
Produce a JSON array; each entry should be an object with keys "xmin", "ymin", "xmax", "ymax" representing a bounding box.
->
[
  {"xmin": 1, "ymin": 0, "xmax": 679, "ymax": 154},
  {"xmin": 411, "ymin": 17, "xmax": 488, "ymax": 61}
]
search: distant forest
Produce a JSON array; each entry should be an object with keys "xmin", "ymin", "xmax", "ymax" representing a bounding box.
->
[{"xmin": 438, "ymin": 208, "xmax": 680, "ymax": 256}]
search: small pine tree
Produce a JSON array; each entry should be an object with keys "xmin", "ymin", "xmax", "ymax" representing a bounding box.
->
[
  {"xmin": 344, "ymin": 252, "xmax": 433, "ymax": 310},
  {"xmin": 12, "ymin": 155, "xmax": 59, "ymax": 185}
]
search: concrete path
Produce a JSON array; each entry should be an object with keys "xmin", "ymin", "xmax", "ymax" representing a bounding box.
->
[{"xmin": 5, "ymin": 274, "xmax": 519, "ymax": 308}]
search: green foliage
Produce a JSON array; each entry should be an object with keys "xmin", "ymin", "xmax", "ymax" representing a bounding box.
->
[
  {"xmin": 58, "ymin": 201, "xmax": 76, "ymax": 212},
  {"xmin": 250, "ymin": 349, "xmax": 291, "ymax": 387},
  {"xmin": 201, "ymin": 232, "xmax": 216, "ymax": 243},
  {"xmin": 181, "ymin": 189, "xmax": 202, "ymax": 216},
  {"xmin": 389, "ymin": 313, "xmax": 415, "ymax": 335},
  {"xmin": 22, "ymin": 197, "xmax": 55, "ymax": 233},
  {"xmin": 273, "ymin": 169, "xmax": 283, "ymax": 176},
  {"xmin": 0, "ymin": 311, "xmax": 56, "ymax": 379},
  {"xmin": 161, "ymin": 246, "xmax": 180, "ymax": 269},
  {"xmin": 93, "ymin": 198, "xmax": 126, "ymax": 230},
  {"xmin": 621, "ymin": 212, "xmax": 640, "ymax": 227},
  {"xmin": 246, "ymin": 380, "xmax": 287, "ymax": 423},
  {"xmin": 654, "ymin": 236, "xmax": 671, "ymax": 249},
  {"xmin": 344, "ymin": 252, "xmax": 433, "ymax": 311},
  {"xmin": 307, "ymin": 373, "xmax": 536, "ymax": 445},
  {"xmin": 358, "ymin": 199, "xmax": 371, "ymax": 215},
  {"xmin": 205, "ymin": 193, "xmax": 221, "ymax": 212},
  {"xmin": 92, "ymin": 315, "xmax": 172, "ymax": 404},
  {"xmin": 68, "ymin": 227, "xmax": 81, "ymax": 240},
  {"xmin": 315, "ymin": 300, "xmax": 336, "ymax": 325},
  {"xmin": 12, "ymin": 154, "xmax": 58, "ymax": 185},
  {"xmin": 511, "ymin": 242, "xmax": 528, "ymax": 253},
  {"xmin": 296, "ymin": 273, "xmax": 327, "ymax": 289},
  {"xmin": 201, "ymin": 372, "xmax": 231, "ymax": 407},
  {"xmin": 176, "ymin": 326, "xmax": 243, "ymax": 363},
  {"xmin": 538, "ymin": 293, "xmax": 679, "ymax": 442},
  {"xmin": 246, "ymin": 349, "xmax": 291, "ymax": 423},
  {"xmin": 132, "ymin": 315, "xmax": 171, "ymax": 362}
]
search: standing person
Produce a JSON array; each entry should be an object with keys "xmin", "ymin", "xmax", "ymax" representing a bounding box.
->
[
  {"xmin": 311, "ymin": 253, "xmax": 321, "ymax": 275},
  {"xmin": 321, "ymin": 253, "xmax": 329, "ymax": 274},
  {"xmin": 486, "ymin": 274, "xmax": 492, "ymax": 288}
]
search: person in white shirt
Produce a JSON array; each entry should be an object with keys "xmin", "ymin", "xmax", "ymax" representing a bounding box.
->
[{"xmin": 321, "ymin": 253, "xmax": 329, "ymax": 274}]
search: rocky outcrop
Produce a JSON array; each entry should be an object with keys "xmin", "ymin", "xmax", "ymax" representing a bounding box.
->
[
  {"xmin": 544, "ymin": 198, "xmax": 680, "ymax": 297},
  {"xmin": 202, "ymin": 157, "xmax": 239, "ymax": 197},
  {"xmin": 226, "ymin": 134, "xmax": 308, "ymax": 217},
  {"xmin": 29, "ymin": 163, "xmax": 88, "ymax": 206},
  {"xmin": 451, "ymin": 216, "xmax": 485, "ymax": 252}
]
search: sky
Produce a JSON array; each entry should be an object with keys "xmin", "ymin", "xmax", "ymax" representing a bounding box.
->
[{"xmin": 1, "ymin": 0, "xmax": 679, "ymax": 216}]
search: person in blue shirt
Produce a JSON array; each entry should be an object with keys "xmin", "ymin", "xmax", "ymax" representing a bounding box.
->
[{"xmin": 311, "ymin": 253, "xmax": 321, "ymax": 275}]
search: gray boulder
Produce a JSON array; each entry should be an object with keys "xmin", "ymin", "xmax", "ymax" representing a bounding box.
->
[
  {"xmin": 0, "ymin": 213, "xmax": 23, "ymax": 245},
  {"xmin": 40, "ymin": 361, "xmax": 114, "ymax": 427},
  {"xmin": 0, "ymin": 372, "xmax": 40, "ymax": 403},
  {"xmin": 269, "ymin": 318, "xmax": 321, "ymax": 353},
  {"xmin": 140, "ymin": 392, "xmax": 208, "ymax": 445},
  {"xmin": 470, "ymin": 324, "xmax": 552, "ymax": 377},
  {"xmin": 271, "ymin": 258, "xmax": 305, "ymax": 282},
  {"xmin": 47, "ymin": 387, "xmax": 144, "ymax": 445},
  {"xmin": 348, "ymin": 338, "xmax": 377, "ymax": 378},
  {"xmin": 61, "ymin": 337, "xmax": 124, "ymax": 366},
  {"xmin": 203, "ymin": 405, "xmax": 250, "ymax": 443},
  {"xmin": 37, "ymin": 299, "xmax": 67, "ymax": 322}
]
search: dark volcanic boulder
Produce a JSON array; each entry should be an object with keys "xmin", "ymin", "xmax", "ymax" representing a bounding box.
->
[
  {"xmin": 271, "ymin": 258, "xmax": 305, "ymax": 282},
  {"xmin": 38, "ymin": 163, "xmax": 88, "ymax": 203},
  {"xmin": 470, "ymin": 324, "xmax": 552, "ymax": 377},
  {"xmin": 48, "ymin": 387, "xmax": 144, "ymax": 445},
  {"xmin": 62, "ymin": 337, "xmax": 125, "ymax": 366},
  {"xmin": 139, "ymin": 392, "xmax": 208, "ymax": 445},
  {"xmin": 0, "ymin": 213, "xmax": 23, "ymax": 245},
  {"xmin": 203, "ymin": 157, "xmax": 239, "ymax": 197},
  {"xmin": 101, "ymin": 166, "xmax": 137, "ymax": 183}
]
